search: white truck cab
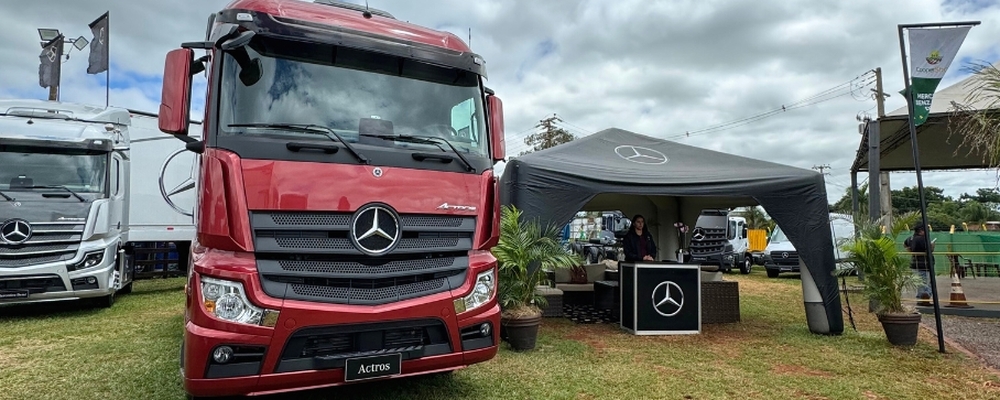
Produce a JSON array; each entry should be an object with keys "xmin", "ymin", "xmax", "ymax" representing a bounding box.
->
[
  {"xmin": 763, "ymin": 213, "xmax": 854, "ymax": 278},
  {"xmin": 0, "ymin": 99, "xmax": 198, "ymax": 307},
  {"xmin": 688, "ymin": 209, "xmax": 752, "ymax": 274}
]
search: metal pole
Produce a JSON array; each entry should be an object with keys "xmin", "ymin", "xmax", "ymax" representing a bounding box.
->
[
  {"xmin": 106, "ymin": 12, "xmax": 110, "ymax": 107},
  {"xmin": 897, "ymin": 24, "xmax": 945, "ymax": 354}
]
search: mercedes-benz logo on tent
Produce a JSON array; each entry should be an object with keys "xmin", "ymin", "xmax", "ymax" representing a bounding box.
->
[
  {"xmin": 614, "ymin": 145, "xmax": 669, "ymax": 165},
  {"xmin": 651, "ymin": 281, "xmax": 684, "ymax": 317},
  {"xmin": 350, "ymin": 203, "xmax": 401, "ymax": 256},
  {"xmin": 0, "ymin": 219, "xmax": 33, "ymax": 245}
]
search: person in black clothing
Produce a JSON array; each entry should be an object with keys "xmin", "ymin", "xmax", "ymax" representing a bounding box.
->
[
  {"xmin": 904, "ymin": 223, "xmax": 935, "ymax": 306},
  {"xmin": 623, "ymin": 214, "xmax": 657, "ymax": 262}
]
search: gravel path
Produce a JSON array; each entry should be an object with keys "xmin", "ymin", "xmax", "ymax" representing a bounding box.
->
[{"xmin": 923, "ymin": 315, "xmax": 1000, "ymax": 370}]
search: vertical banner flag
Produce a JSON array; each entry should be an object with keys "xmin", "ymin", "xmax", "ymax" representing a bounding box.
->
[
  {"xmin": 907, "ymin": 26, "xmax": 971, "ymax": 126},
  {"xmin": 87, "ymin": 12, "xmax": 109, "ymax": 74},
  {"xmin": 38, "ymin": 35, "xmax": 63, "ymax": 89}
]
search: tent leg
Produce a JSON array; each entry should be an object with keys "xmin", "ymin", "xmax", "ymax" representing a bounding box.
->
[{"xmin": 800, "ymin": 259, "xmax": 832, "ymax": 334}]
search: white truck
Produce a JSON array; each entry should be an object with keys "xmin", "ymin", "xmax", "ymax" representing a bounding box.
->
[
  {"xmin": 763, "ymin": 213, "xmax": 854, "ymax": 278},
  {"xmin": 0, "ymin": 99, "xmax": 198, "ymax": 307},
  {"xmin": 687, "ymin": 209, "xmax": 752, "ymax": 274}
]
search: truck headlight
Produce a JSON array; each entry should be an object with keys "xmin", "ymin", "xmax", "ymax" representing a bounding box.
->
[
  {"xmin": 454, "ymin": 269, "xmax": 496, "ymax": 314},
  {"xmin": 69, "ymin": 250, "xmax": 105, "ymax": 271},
  {"xmin": 200, "ymin": 276, "xmax": 278, "ymax": 327}
]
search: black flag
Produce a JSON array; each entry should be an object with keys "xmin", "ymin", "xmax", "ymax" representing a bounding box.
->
[
  {"xmin": 87, "ymin": 12, "xmax": 109, "ymax": 74},
  {"xmin": 38, "ymin": 35, "xmax": 63, "ymax": 89}
]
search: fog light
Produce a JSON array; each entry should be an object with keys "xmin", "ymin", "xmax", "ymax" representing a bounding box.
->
[
  {"xmin": 213, "ymin": 346, "xmax": 234, "ymax": 364},
  {"xmin": 86, "ymin": 277, "xmax": 97, "ymax": 285},
  {"xmin": 480, "ymin": 323, "xmax": 491, "ymax": 337}
]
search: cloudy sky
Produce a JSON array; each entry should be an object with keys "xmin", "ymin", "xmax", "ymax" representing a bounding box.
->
[{"xmin": 2, "ymin": 0, "xmax": 999, "ymax": 205}]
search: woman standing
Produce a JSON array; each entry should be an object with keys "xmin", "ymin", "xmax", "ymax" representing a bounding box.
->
[{"xmin": 623, "ymin": 214, "xmax": 657, "ymax": 262}]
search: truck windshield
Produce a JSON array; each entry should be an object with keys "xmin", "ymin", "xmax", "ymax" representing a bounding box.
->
[
  {"xmin": 0, "ymin": 149, "xmax": 107, "ymax": 194},
  {"xmin": 218, "ymin": 37, "xmax": 489, "ymax": 158},
  {"xmin": 770, "ymin": 226, "xmax": 788, "ymax": 243}
]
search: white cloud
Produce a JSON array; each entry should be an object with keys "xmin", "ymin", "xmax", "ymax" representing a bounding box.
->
[{"xmin": 2, "ymin": 0, "xmax": 999, "ymax": 204}]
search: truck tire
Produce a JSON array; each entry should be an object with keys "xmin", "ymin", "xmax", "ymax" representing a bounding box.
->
[
  {"xmin": 766, "ymin": 269, "xmax": 779, "ymax": 278},
  {"xmin": 739, "ymin": 256, "xmax": 752, "ymax": 274}
]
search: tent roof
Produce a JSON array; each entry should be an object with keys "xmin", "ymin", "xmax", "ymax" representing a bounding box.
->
[
  {"xmin": 501, "ymin": 128, "xmax": 843, "ymax": 334},
  {"xmin": 853, "ymin": 72, "xmax": 996, "ymax": 172},
  {"xmin": 507, "ymin": 128, "xmax": 821, "ymax": 191}
]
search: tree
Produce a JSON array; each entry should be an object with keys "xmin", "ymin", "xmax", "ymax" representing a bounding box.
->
[
  {"xmin": 891, "ymin": 186, "xmax": 950, "ymax": 215},
  {"xmin": 831, "ymin": 183, "xmax": 869, "ymax": 217},
  {"xmin": 520, "ymin": 114, "xmax": 575, "ymax": 156},
  {"xmin": 735, "ymin": 206, "xmax": 774, "ymax": 231},
  {"xmin": 947, "ymin": 61, "xmax": 1000, "ymax": 170},
  {"xmin": 960, "ymin": 188, "xmax": 1000, "ymax": 210}
]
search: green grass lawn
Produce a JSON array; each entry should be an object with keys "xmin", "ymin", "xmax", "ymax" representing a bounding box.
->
[{"xmin": 2, "ymin": 270, "xmax": 999, "ymax": 400}]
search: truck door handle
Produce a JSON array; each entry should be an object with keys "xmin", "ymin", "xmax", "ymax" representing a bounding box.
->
[
  {"xmin": 286, "ymin": 142, "xmax": 340, "ymax": 154},
  {"xmin": 411, "ymin": 153, "xmax": 454, "ymax": 163}
]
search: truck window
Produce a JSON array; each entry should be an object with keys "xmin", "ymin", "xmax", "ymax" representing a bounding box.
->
[
  {"xmin": 112, "ymin": 158, "xmax": 119, "ymax": 195},
  {"xmin": 0, "ymin": 147, "xmax": 107, "ymax": 193},
  {"xmin": 728, "ymin": 220, "xmax": 737, "ymax": 240},
  {"xmin": 217, "ymin": 37, "xmax": 490, "ymax": 160},
  {"xmin": 770, "ymin": 226, "xmax": 788, "ymax": 243},
  {"xmin": 450, "ymin": 98, "xmax": 478, "ymax": 143}
]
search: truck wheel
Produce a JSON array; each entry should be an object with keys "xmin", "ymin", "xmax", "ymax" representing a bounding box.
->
[
  {"xmin": 118, "ymin": 282, "xmax": 133, "ymax": 295},
  {"xmin": 740, "ymin": 257, "xmax": 752, "ymax": 274},
  {"xmin": 766, "ymin": 269, "xmax": 779, "ymax": 278},
  {"xmin": 98, "ymin": 292, "xmax": 115, "ymax": 308}
]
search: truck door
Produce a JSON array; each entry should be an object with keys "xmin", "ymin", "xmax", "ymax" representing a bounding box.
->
[{"xmin": 109, "ymin": 153, "xmax": 128, "ymax": 286}]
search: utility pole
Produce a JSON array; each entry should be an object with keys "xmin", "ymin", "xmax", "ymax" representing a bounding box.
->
[
  {"xmin": 873, "ymin": 68, "xmax": 892, "ymax": 230},
  {"xmin": 812, "ymin": 164, "xmax": 831, "ymax": 175},
  {"xmin": 534, "ymin": 114, "xmax": 564, "ymax": 149}
]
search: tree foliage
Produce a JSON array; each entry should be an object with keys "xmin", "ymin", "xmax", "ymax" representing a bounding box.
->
[
  {"xmin": 734, "ymin": 206, "xmax": 774, "ymax": 231},
  {"xmin": 830, "ymin": 184, "xmax": 1000, "ymax": 230},
  {"xmin": 947, "ymin": 60, "xmax": 1000, "ymax": 170}
]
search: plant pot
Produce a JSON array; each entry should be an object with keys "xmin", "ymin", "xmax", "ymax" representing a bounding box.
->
[
  {"xmin": 877, "ymin": 312, "xmax": 922, "ymax": 346},
  {"xmin": 501, "ymin": 313, "xmax": 542, "ymax": 351}
]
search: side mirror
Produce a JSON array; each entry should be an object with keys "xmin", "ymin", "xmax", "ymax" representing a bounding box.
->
[
  {"xmin": 159, "ymin": 48, "xmax": 194, "ymax": 136},
  {"xmin": 487, "ymin": 94, "xmax": 505, "ymax": 162}
]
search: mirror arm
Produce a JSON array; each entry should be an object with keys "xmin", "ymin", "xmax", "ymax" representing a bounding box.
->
[{"xmin": 181, "ymin": 41, "xmax": 213, "ymax": 50}]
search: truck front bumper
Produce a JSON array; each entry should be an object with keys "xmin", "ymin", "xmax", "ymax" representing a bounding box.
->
[{"xmin": 0, "ymin": 244, "xmax": 118, "ymax": 305}]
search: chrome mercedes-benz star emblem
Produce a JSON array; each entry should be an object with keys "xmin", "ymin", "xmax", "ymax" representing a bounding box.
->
[
  {"xmin": 691, "ymin": 228, "xmax": 705, "ymax": 241},
  {"xmin": 781, "ymin": 252, "xmax": 789, "ymax": 259},
  {"xmin": 350, "ymin": 204, "xmax": 401, "ymax": 256},
  {"xmin": 652, "ymin": 281, "xmax": 684, "ymax": 317},
  {"xmin": 0, "ymin": 219, "xmax": 33, "ymax": 245},
  {"xmin": 614, "ymin": 145, "xmax": 669, "ymax": 165},
  {"xmin": 372, "ymin": 167, "xmax": 383, "ymax": 178}
]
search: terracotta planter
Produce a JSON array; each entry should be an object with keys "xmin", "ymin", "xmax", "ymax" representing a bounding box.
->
[
  {"xmin": 501, "ymin": 313, "xmax": 542, "ymax": 351},
  {"xmin": 877, "ymin": 312, "xmax": 922, "ymax": 346}
]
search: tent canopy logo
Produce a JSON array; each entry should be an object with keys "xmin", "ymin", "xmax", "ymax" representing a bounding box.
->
[{"xmin": 925, "ymin": 49, "xmax": 942, "ymax": 65}]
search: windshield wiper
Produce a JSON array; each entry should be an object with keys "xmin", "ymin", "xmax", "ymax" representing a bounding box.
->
[
  {"xmin": 360, "ymin": 133, "xmax": 474, "ymax": 172},
  {"xmin": 0, "ymin": 190, "xmax": 13, "ymax": 202},
  {"xmin": 228, "ymin": 123, "xmax": 369, "ymax": 164},
  {"xmin": 24, "ymin": 185, "xmax": 85, "ymax": 202}
]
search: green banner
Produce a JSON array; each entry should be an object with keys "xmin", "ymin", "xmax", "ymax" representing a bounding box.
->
[{"xmin": 906, "ymin": 26, "xmax": 972, "ymax": 126}]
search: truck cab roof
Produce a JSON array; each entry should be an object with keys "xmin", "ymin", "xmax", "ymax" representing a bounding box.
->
[
  {"xmin": 0, "ymin": 99, "xmax": 131, "ymax": 148},
  {"xmin": 228, "ymin": 0, "xmax": 472, "ymax": 53}
]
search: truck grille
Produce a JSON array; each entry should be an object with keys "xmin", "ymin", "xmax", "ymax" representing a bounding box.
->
[
  {"xmin": 688, "ymin": 227, "xmax": 727, "ymax": 256},
  {"xmin": 275, "ymin": 319, "xmax": 452, "ymax": 373},
  {"xmin": 0, "ymin": 222, "xmax": 84, "ymax": 268},
  {"xmin": 252, "ymin": 211, "xmax": 475, "ymax": 305},
  {"xmin": 0, "ymin": 274, "xmax": 67, "ymax": 294},
  {"xmin": 769, "ymin": 251, "xmax": 800, "ymax": 265}
]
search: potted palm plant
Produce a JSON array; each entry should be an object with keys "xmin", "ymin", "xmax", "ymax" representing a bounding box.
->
[
  {"xmin": 838, "ymin": 211, "xmax": 924, "ymax": 346},
  {"xmin": 492, "ymin": 205, "xmax": 581, "ymax": 351}
]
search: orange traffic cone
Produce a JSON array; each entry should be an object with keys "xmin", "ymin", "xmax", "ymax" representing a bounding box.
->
[{"xmin": 944, "ymin": 271, "xmax": 974, "ymax": 308}]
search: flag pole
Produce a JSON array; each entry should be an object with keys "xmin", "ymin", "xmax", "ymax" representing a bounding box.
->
[
  {"xmin": 105, "ymin": 12, "xmax": 109, "ymax": 107},
  {"xmin": 897, "ymin": 21, "xmax": 978, "ymax": 354}
]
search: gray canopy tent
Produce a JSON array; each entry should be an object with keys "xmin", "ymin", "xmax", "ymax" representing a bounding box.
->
[{"xmin": 500, "ymin": 128, "xmax": 844, "ymax": 335}]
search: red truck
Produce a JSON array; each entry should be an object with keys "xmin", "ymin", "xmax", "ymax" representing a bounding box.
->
[{"xmin": 156, "ymin": 0, "xmax": 505, "ymax": 397}]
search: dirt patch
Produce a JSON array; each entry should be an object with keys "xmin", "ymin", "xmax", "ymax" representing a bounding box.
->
[
  {"xmin": 563, "ymin": 325, "xmax": 610, "ymax": 353},
  {"xmin": 772, "ymin": 364, "xmax": 834, "ymax": 378},
  {"xmin": 863, "ymin": 390, "xmax": 883, "ymax": 399}
]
